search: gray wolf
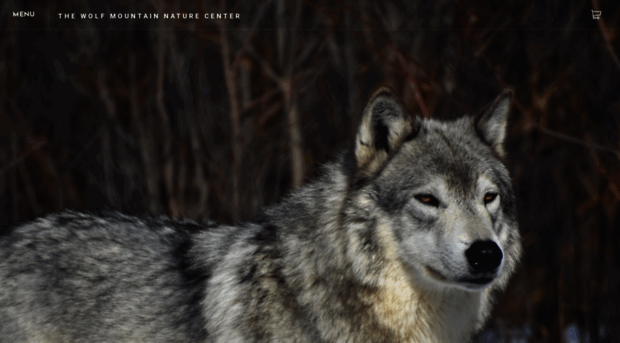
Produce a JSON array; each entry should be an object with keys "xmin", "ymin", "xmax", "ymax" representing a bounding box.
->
[{"xmin": 0, "ymin": 88, "xmax": 521, "ymax": 342}]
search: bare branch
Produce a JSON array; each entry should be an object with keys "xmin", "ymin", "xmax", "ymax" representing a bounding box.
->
[
  {"xmin": 130, "ymin": 53, "xmax": 160, "ymax": 213},
  {"xmin": 279, "ymin": 0, "xmax": 305, "ymax": 188},
  {"xmin": 219, "ymin": 3, "xmax": 242, "ymax": 220},
  {"xmin": 592, "ymin": 0, "xmax": 620, "ymax": 70},
  {"xmin": 512, "ymin": 98, "xmax": 620, "ymax": 157},
  {"xmin": 0, "ymin": 138, "xmax": 47, "ymax": 177},
  {"xmin": 155, "ymin": 17, "xmax": 178, "ymax": 217},
  {"xmin": 395, "ymin": 51, "xmax": 430, "ymax": 118}
]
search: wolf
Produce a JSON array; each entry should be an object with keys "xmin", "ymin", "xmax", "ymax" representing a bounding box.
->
[{"xmin": 0, "ymin": 87, "xmax": 521, "ymax": 342}]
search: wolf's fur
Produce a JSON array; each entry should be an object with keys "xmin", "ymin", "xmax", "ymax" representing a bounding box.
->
[{"xmin": 0, "ymin": 88, "xmax": 521, "ymax": 342}]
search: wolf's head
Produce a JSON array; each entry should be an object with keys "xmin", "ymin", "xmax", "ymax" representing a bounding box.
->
[{"xmin": 345, "ymin": 87, "xmax": 521, "ymax": 293}]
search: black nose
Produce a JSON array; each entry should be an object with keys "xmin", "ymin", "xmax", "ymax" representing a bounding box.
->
[{"xmin": 465, "ymin": 240, "xmax": 503, "ymax": 273}]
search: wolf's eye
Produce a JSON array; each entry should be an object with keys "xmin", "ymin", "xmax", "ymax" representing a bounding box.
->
[
  {"xmin": 484, "ymin": 192, "xmax": 498, "ymax": 204},
  {"xmin": 415, "ymin": 194, "xmax": 440, "ymax": 207}
]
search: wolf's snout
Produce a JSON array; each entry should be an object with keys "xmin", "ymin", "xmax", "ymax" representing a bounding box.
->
[{"xmin": 465, "ymin": 240, "xmax": 503, "ymax": 273}]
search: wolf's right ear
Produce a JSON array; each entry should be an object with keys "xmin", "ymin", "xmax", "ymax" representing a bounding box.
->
[
  {"xmin": 354, "ymin": 87, "xmax": 416, "ymax": 177},
  {"xmin": 475, "ymin": 89, "xmax": 513, "ymax": 157}
]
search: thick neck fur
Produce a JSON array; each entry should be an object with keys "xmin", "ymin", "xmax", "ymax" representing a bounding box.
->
[{"xmin": 261, "ymin": 156, "xmax": 490, "ymax": 342}]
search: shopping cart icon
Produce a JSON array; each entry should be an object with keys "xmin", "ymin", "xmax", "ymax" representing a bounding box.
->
[{"xmin": 592, "ymin": 10, "xmax": 601, "ymax": 20}]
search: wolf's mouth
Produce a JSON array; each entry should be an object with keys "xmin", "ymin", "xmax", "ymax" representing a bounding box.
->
[
  {"xmin": 460, "ymin": 277, "xmax": 494, "ymax": 285},
  {"xmin": 427, "ymin": 266, "xmax": 495, "ymax": 287}
]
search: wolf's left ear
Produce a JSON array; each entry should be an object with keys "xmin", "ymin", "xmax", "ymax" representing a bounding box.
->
[
  {"xmin": 355, "ymin": 87, "xmax": 415, "ymax": 177},
  {"xmin": 475, "ymin": 89, "xmax": 514, "ymax": 157}
]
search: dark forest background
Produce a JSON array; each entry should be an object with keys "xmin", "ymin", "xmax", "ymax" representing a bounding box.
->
[{"xmin": 2, "ymin": 0, "xmax": 620, "ymax": 341}]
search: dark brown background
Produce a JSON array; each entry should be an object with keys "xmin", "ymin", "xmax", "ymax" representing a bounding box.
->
[{"xmin": 1, "ymin": 0, "xmax": 619, "ymax": 341}]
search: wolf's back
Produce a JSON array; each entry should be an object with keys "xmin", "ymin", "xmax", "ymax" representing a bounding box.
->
[{"xmin": 0, "ymin": 211, "xmax": 208, "ymax": 342}]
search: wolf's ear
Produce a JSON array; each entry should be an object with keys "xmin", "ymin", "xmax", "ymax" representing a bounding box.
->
[
  {"xmin": 475, "ymin": 89, "xmax": 513, "ymax": 157},
  {"xmin": 355, "ymin": 87, "xmax": 415, "ymax": 176}
]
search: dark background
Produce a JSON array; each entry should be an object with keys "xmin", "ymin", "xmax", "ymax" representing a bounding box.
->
[{"xmin": 2, "ymin": 0, "xmax": 619, "ymax": 341}]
